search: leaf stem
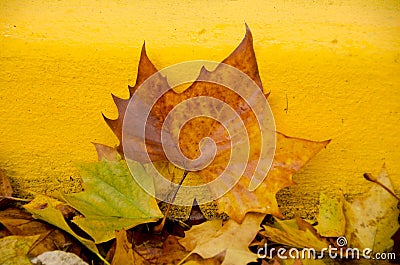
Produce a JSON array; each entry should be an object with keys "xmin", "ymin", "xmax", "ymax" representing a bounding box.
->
[
  {"xmin": 177, "ymin": 250, "xmax": 193, "ymax": 265},
  {"xmin": 171, "ymin": 170, "xmax": 189, "ymax": 203},
  {"xmin": 363, "ymin": 173, "xmax": 400, "ymax": 201},
  {"xmin": 154, "ymin": 170, "xmax": 189, "ymax": 233},
  {"xmin": 0, "ymin": 195, "xmax": 31, "ymax": 202}
]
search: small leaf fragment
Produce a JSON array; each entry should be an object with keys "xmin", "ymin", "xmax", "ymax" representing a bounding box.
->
[
  {"xmin": 0, "ymin": 235, "xmax": 40, "ymax": 265},
  {"xmin": 187, "ymin": 199, "xmax": 207, "ymax": 226},
  {"xmin": 111, "ymin": 229, "xmax": 148, "ymax": 265},
  {"xmin": 0, "ymin": 169, "xmax": 13, "ymax": 207},
  {"xmin": 93, "ymin": 143, "xmax": 120, "ymax": 161},
  {"xmin": 180, "ymin": 219, "xmax": 223, "ymax": 251},
  {"xmin": 315, "ymin": 193, "xmax": 345, "ymax": 237}
]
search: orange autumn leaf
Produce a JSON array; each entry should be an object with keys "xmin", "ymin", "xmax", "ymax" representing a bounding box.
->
[
  {"xmin": 99, "ymin": 25, "xmax": 329, "ymax": 222},
  {"xmin": 218, "ymin": 133, "xmax": 329, "ymax": 221}
]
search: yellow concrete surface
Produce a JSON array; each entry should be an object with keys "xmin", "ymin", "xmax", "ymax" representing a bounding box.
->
[{"xmin": 0, "ymin": 0, "xmax": 399, "ymax": 214}]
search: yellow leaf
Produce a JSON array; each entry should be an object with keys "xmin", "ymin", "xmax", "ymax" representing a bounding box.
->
[
  {"xmin": 260, "ymin": 217, "xmax": 329, "ymax": 251},
  {"xmin": 111, "ymin": 229, "xmax": 148, "ymax": 265},
  {"xmin": 180, "ymin": 213, "xmax": 264, "ymax": 265},
  {"xmin": 0, "ymin": 235, "xmax": 40, "ymax": 265},
  {"xmin": 344, "ymin": 166, "xmax": 399, "ymax": 252},
  {"xmin": 23, "ymin": 194, "xmax": 108, "ymax": 264},
  {"xmin": 315, "ymin": 193, "xmax": 345, "ymax": 237},
  {"xmin": 0, "ymin": 207, "xmax": 82, "ymax": 257}
]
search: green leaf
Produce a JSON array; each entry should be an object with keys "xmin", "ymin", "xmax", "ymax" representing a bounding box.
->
[
  {"xmin": 23, "ymin": 195, "xmax": 108, "ymax": 264},
  {"xmin": 61, "ymin": 159, "xmax": 163, "ymax": 243},
  {"xmin": 344, "ymin": 166, "xmax": 399, "ymax": 253},
  {"xmin": 0, "ymin": 235, "xmax": 40, "ymax": 265}
]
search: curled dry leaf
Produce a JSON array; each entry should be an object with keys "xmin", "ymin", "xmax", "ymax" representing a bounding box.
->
[
  {"xmin": 343, "ymin": 166, "xmax": 399, "ymax": 253},
  {"xmin": 99, "ymin": 25, "xmax": 330, "ymax": 222},
  {"xmin": 179, "ymin": 213, "xmax": 265, "ymax": 265}
]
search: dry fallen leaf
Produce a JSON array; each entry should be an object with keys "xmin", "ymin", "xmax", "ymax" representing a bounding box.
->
[
  {"xmin": 179, "ymin": 219, "xmax": 223, "ymax": 252},
  {"xmin": 23, "ymin": 194, "xmax": 108, "ymax": 264},
  {"xmin": 0, "ymin": 169, "xmax": 13, "ymax": 207},
  {"xmin": 100, "ymin": 25, "xmax": 330, "ymax": 222},
  {"xmin": 111, "ymin": 229, "xmax": 148, "ymax": 265},
  {"xmin": 93, "ymin": 143, "xmax": 120, "ymax": 162},
  {"xmin": 344, "ymin": 166, "xmax": 399, "ymax": 253},
  {"xmin": 158, "ymin": 235, "xmax": 221, "ymax": 265},
  {"xmin": 261, "ymin": 167, "xmax": 399, "ymax": 263},
  {"xmin": 315, "ymin": 193, "xmax": 345, "ymax": 237},
  {"xmin": 61, "ymin": 159, "xmax": 163, "ymax": 243},
  {"xmin": 216, "ymin": 133, "xmax": 329, "ymax": 222},
  {"xmin": 179, "ymin": 212, "xmax": 265, "ymax": 265},
  {"xmin": 260, "ymin": 217, "xmax": 329, "ymax": 251},
  {"xmin": 0, "ymin": 207, "xmax": 83, "ymax": 257},
  {"xmin": 112, "ymin": 230, "xmax": 220, "ymax": 265},
  {"xmin": 0, "ymin": 234, "xmax": 40, "ymax": 265}
]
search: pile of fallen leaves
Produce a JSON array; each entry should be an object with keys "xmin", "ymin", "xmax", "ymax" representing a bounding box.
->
[
  {"xmin": 1, "ymin": 163, "xmax": 399, "ymax": 264},
  {"xmin": 0, "ymin": 26, "xmax": 399, "ymax": 265}
]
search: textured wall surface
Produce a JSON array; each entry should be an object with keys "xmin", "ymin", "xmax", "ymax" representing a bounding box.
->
[{"xmin": 0, "ymin": 0, "xmax": 399, "ymax": 217}]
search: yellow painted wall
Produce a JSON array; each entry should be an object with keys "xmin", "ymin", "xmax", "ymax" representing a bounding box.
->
[{"xmin": 1, "ymin": 0, "xmax": 399, "ymax": 215}]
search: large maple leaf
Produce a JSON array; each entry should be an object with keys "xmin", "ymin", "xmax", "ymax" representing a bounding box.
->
[{"xmin": 100, "ymin": 25, "xmax": 329, "ymax": 222}]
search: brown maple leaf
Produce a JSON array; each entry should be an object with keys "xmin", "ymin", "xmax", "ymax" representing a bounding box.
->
[{"xmin": 99, "ymin": 25, "xmax": 329, "ymax": 222}]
